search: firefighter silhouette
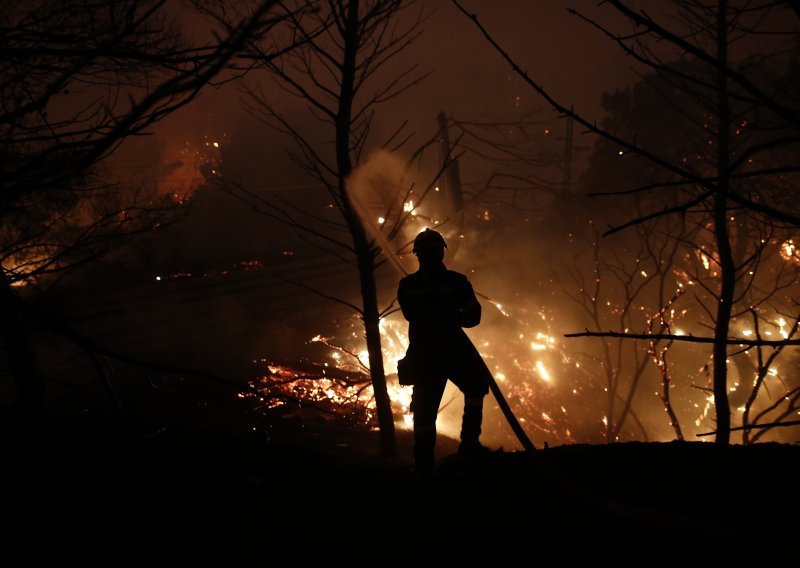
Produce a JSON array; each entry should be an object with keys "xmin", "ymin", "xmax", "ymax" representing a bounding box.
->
[{"xmin": 398, "ymin": 228, "xmax": 492, "ymax": 475}]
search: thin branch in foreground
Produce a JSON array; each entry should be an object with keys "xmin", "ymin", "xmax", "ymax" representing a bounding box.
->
[
  {"xmin": 696, "ymin": 419, "xmax": 800, "ymax": 437},
  {"xmin": 273, "ymin": 273, "xmax": 363, "ymax": 315},
  {"xmin": 564, "ymin": 329, "xmax": 800, "ymax": 347}
]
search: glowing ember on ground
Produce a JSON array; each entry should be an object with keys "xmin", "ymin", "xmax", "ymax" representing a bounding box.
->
[
  {"xmin": 152, "ymin": 260, "xmax": 264, "ymax": 282},
  {"xmin": 244, "ymin": 318, "xmax": 415, "ymax": 429}
]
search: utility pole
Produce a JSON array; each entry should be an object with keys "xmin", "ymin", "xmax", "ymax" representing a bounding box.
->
[
  {"xmin": 562, "ymin": 115, "xmax": 574, "ymax": 195},
  {"xmin": 437, "ymin": 111, "xmax": 464, "ymax": 212}
]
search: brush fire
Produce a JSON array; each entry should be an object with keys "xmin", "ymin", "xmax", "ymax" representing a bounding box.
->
[{"xmin": 231, "ymin": 203, "xmax": 800, "ymax": 448}]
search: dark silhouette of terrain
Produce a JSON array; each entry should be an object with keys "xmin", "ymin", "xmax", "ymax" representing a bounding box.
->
[{"xmin": 2, "ymin": 398, "xmax": 798, "ymax": 565}]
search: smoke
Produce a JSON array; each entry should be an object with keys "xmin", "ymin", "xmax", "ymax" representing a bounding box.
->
[
  {"xmin": 346, "ymin": 149, "xmax": 417, "ymax": 277},
  {"xmin": 153, "ymin": 134, "xmax": 224, "ymax": 201}
]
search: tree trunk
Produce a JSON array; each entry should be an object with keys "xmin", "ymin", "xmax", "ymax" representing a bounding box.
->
[
  {"xmin": 603, "ymin": 340, "xmax": 615, "ymax": 443},
  {"xmin": 436, "ymin": 111, "xmax": 464, "ymax": 212},
  {"xmin": 435, "ymin": 111, "xmax": 467, "ymax": 259},
  {"xmin": 610, "ymin": 354, "xmax": 649, "ymax": 442},
  {"xmin": 352, "ymin": 218, "xmax": 397, "ymax": 457},
  {"xmin": 0, "ymin": 280, "xmax": 45, "ymax": 411},
  {"xmin": 337, "ymin": 0, "xmax": 396, "ymax": 456},
  {"xmin": 713, "ymin": 0, "xmax": 733, "ymax": 446},
  {"xmin": 659, "ymin": 350, "xmax": 684, "ymax": 440}
]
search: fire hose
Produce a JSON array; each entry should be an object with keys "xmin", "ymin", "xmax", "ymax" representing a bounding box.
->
[
  {"xmin": 474, "ymin": 288, "xmax": 536, "ymax": 451},
  {"xmin": 485, "ymin": 361, "xmax": 537, "ymax": 451},
  {"xmin": 456, "ymin": 308, "xmax": 536, "ymax": 452}
]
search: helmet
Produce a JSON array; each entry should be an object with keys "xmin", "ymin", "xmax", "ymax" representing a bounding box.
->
[{"xmin": 412, "ymin": 228, "xmax": 447, "ymax": 253}]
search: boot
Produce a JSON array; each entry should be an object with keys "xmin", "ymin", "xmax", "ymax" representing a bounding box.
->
[
  {"xmin": 458, "ymin": 395, "xmax": 491, "ymax": 456},
  {"xmin": 414, "ymin": 418, "xmax": 437, "ymax": 477}
]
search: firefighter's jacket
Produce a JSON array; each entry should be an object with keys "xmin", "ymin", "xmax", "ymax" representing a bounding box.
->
[{"xmin": 397, "ymin": 265, "xmax": 491, "ymax": 395}]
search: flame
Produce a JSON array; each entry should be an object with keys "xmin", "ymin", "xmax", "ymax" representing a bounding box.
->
[
  {"xmin": 1, "ymin": 251, "xmax": 51, "ymax": 287},
  {"xmin": 248, "ymin": 317, "xmax": 416, "ymax": 429},
  {"xmin": 487, "ymin": 299, "xmax": 510, "ymax": 317},
  {"xmin": 536, "ymin": 360, "xmax": 552, "ymax": 382},
  {"xmin": 780, "ymin": 240, "xmax": 797, "ymax": 261}
]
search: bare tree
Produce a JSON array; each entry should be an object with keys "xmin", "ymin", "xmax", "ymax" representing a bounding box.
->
[
  {"xmin": 456, "ymin": 0, "xmax": 800, "ymax": 445},
  {"xmin": 556, "ymin": 206, "xmax": 695, "ymax": 443},
  {"xmin": 217, "ymin": 0, "xmax": 428, "ymax": 457}
]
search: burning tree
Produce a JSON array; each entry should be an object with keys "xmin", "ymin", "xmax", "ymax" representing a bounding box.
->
[
  {"xmin": 457, "ymin": 0, "xmax": 800, "ymax": 445},
  {"xmin": 0, "ymin": 0, "xmax": 298, "ymax": 410}
]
